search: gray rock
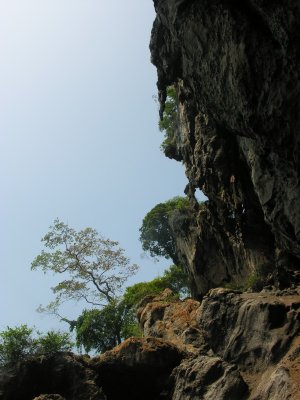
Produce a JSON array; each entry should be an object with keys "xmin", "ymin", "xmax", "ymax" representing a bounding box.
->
[
  {"xmin": 198, "ymin": 290, "xmax": 300, "ymax": 371},
  {"xmin": 150, "ymin": 0, "xmax": 300, "ymax": 297},
  {"xmin": 172, "ymin": 355, "xmax": 248, "ymax": 400}
]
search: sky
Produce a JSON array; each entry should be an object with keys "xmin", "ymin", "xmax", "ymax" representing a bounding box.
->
[{"xmin": 0, "ymin": 0, "xmax": 192, "ymax": 333}]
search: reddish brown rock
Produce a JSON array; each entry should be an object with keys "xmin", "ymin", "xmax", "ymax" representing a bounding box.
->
[{"xmin": 138, "ymin": 290, "xmax": 204, "ymax": 353}]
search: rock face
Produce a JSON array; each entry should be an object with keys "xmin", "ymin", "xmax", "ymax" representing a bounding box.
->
[
  {"xmin": 171, "ymin": 355, "xmax": 248, "ymax": 400},
  {"xmin": 1, "ymin": 2, "xmax": 299, "ymax": 400},
  {"xmin": 150, "ymin": 0, "xmax": 300, "ymax": 296},
  {"xmin": 92, "ymin": 336, "xmax": 183, "ymax": 400},
  {"xmin": 0, "ymin": 290, "xmax": 299, "ymax": 399},
  {"xmin": 0, "ymin": 353, "xmax": 105, "ymax": 400},
  {"xmin": 199, "ymin": 288, "xmax": 300, "ymax": 371}
]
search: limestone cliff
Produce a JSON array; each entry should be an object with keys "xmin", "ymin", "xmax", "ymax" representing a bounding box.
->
[
  {"xmin": 1, "ymin": 289, "xmax": 299, "ymax": 399},
  {"xmin": 150, "ymin": 0, "xmax": 300, "ymax": 296},
  {"xmin": 0, "ymin": 1, "xmax": 299, "ymax": 399}
]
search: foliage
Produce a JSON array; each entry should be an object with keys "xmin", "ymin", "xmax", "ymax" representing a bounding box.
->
[
  {"xmin": 0, "ymin": 325, "xmax": 35, "ymax": 366},
  {"xmin": 123, "ymin": 280, "xmax": 167, "ymax": 308},
  {"xmin": 74, "ymin": 300, "xmax": 141, "ymax": 354},
  {"xmin": 139, "ymin": 197, "xmax": 190, "ymax": 265},
  {"xmin": 225, "ymin": 262, "xmax": 274, "ymax": 292},
  {"xmin": 245, "ymin": 262, "xmax": 274, "ymax": 292},
  {"xmin": 73, "ymin": 263, "xmax": 189, "ymax": 353},
  {"xmin": 36, "ymin": 330, "xmax": 74, "ymax": 356},
  {"xmin": 0, "ymin": 325, "xmax": 73, "ymax": 366},
  {"xmin": 31, "ymin": 219, "xmax": 139, "ymax": 315},
  {"xmin": 162, "ymin": 264, "xmax": 190, "ymax": 297},
  {"xmin": 123, "ymin": 264, "xmax": 190, "ymax": 307},
  {"xmin": 159, "ymin": 86, "xmax": 179, "ymax": 153}
]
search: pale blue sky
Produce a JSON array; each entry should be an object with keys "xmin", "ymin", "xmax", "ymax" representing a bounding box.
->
[{"xmin": 0, "ymin": 1, "xmax": 192, "ymax": 332}]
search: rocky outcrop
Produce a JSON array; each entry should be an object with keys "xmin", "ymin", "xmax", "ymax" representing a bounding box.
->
[
  {"xmin": 0, "ymin": 353, "xmax": 105, "ymax": 400},
  {"xmin": 1, "ymin": 2, "xmax": 299, "ymax": 400},
  {"xmin": 0, "ymin": 289, "xmax": 299, "ymax": 399},
  {"xmin": 150, "ymin": 0, "xmax": 300, "ymax": 296},
  {"xmin": 171, "ymin": 355, "xmax": 248, "ymax": 400},
  {"xmin": 199, "ymin": 288, "xmax": 300, "ymax": 371},
  {"xmin": 137, "ymin": 289, "xmax": 300, "ymax": 399},
  {"xmin": 92, "ymin": 336, "xmax": 183, "ymax": 400},
  {"xmin": 138, "ymin": 289, "xmax": 205, "ymax": 352}
]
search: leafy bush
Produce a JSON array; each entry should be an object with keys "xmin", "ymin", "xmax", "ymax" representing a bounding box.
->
[
  {"xmin": 159, "ymin": 86, "xmax": 179, "ymax": 154},
  {"xmin": 0, "ymin": 325, "xmax": 35, "ymax": 366},
  {"xmin": 36, "ymin": 331, "xmax": 74, "ymax": 356},
  {"xmin": 225, "ymin": 262, "xmax": 274, "ymax": 292},
  {"xmin": 0, "ymin": 325, "xmax": 74, "ymax": 366},
  {"xmin": 246, "ymin": 262, "xmax": 274, "ymax": 292},
  {"xmin": 123, "ymin": 265, "xmax": 190, "ymax": 308},
  {"xmin": 162, "ymin": 264, "xmax": 190, "ymax": 297}
]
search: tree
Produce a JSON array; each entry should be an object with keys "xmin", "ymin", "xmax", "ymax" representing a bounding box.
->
[
  {"xmin": 73, "ymin": 263, "xmax": 190, "ymax": 354},
  {"xmin": 31, "ymin": 219, "xmax": 139, "ymax": 316},
  {"xmin": 74, "ymin": 300, "xmax": 141, "ymax": 354},
  {"xmin": 36, "ymin": 330, "xmax": 74, "ymax": 356},
  {"xmin": 161, "ymin": 264, "xmax": 190, "ymax": 297},
  {"xmin": 139, "ymin": 197, "xmax": 190, "ymax": 265}
]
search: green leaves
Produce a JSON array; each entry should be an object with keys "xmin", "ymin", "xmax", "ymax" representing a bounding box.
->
[
  {"xmin": 159, "ymin": 86, "xmax": 179, "ymax": 154},
  {"xmin": 123, "ymin": 264, "xmax": 190, "ymax": 308},
  {"xmin": 0, "ymin": 325, "xmax": 73, "ymax": 366},
  {"xmin": 139, "ymin": 196, "xmax": 190, "ymax": 264},
  {"xmin": 36, "ymin": 330, "xmax": 74, "ymax": 356},
  {"xmin": 74, "ymin": 300, "xmax": 141, "ymax": 354},
  {"xmin": 0, "ymin": 325, "xmax": 35, "ymax": 366},
  {"xmin": 31, "ymin": 219, "xmax": 139, "ymax": 312}
]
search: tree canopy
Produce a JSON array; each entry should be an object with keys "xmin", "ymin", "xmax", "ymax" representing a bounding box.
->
[
  {"xmin": 139, "ymin": 196, "xmax": 190, "ymax": 265},
  {"xmin": 123, "ymin": 264, "xmax": 190, "ymax": 307},
  {"xmin": 31, "ymin": 218, "xmax": 192, "ymax": 355},
  {"xmin": 74, "ymin": 300, "xmax": 141, "ymax": 354},
  {"xmin": 31, "ymin": 219, "xmax": 139, "ymax": 316},
  {"xmin": 72, "ymin": 264, "xmax": 189, "ymax": 354}
]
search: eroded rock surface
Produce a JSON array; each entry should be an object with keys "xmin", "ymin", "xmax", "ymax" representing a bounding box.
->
[
  {"xmin": 92, "ymin": 336, "xmax": 183, "ymax": 400},
  {"xmin": 1, "ymin": 1, "xmax": 299, "ymax": 400},
  {"xmin": 137, "ymin": 289, "xmax": 300, "ymax": 399},
  {"xmin": 0, "ymin": 290, "xmax": 300, "ymax": 399},
  {"xmin": 138, "ymin": 289, "xmax": 205, "ymax": 352},
  {"xmin": 0, "ymin": 353, "xmax": 104, "ymax": 400},
  {"xmin": 150, "ymin": 0, "xmax": 300, "ymax": 296},
  {"xmin": 199, "ymin": 288, "xmax": 300, "ymax": 371},
  {"xmin": 171, "ymin": 356, "xmax": 248, "ymax": 400}
]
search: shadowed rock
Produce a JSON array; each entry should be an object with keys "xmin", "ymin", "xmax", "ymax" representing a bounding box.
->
[{"xmin": 92, "ymin": 337, "xmax": 183, "ymax": 400}]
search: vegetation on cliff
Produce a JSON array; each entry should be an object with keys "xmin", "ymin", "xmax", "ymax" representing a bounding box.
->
[
  {"xmin": 0, "ymin": 325, "xmax": 73, "ymax": 366},
  {"xmin": 139, "ymin": 196, "xmax": 190, "ymax": 265},
  {"xmin": 28, "ymin": 214, "xmax": 192, "ymax": 355},
  {"xmin": 158, "ymin": 85, "xmax": 178, "ymax": 156}
]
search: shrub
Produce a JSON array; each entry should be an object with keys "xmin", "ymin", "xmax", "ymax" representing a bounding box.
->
[
  {"xmin": 0, "ymin": 325, "xmax": 35, "ymax": 366},
  {"xmin": 0, "ymin": 325, "xmax": 74, "ymax": 366},
  {"xmin": 36, "ymin": 331, "xmax": 74, "ymax": 356},
  {"xmin": 246, "ymin": 262, "xmax": 273, "ymax": 292},
  {"xmin": 159, "ymin": 86, "xmax": 179, "ymax": 154}
]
